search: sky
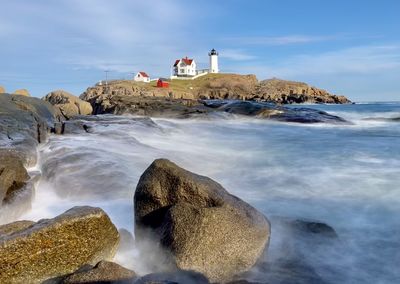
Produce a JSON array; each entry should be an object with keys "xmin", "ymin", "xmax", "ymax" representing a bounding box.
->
[{"xmin": 1, "ymin": 0, "xmax": 399, "ymax": 101}]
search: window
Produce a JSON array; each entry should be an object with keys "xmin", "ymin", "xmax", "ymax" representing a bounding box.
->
[{"xmin": 180, "ymin": 69, "xmax": 185, "ymax": 73}]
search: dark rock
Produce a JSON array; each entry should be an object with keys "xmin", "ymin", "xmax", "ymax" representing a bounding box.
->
[
  {"xmin": 0, "ymin": 206, "xmax": 120, "ymax": 283},
  {"xmin": 62, "ymin": 261, "xmax": 136, "ymax": 284},
  {"xmin": 134, "ymin": 270, "xmax": 210, "ymax": 284},
  {"xmin": 216, "ymin": 101, "xmax": 348, "ymax": 124},
  {"xmin": 0, "ymin": 93, "xmax": 60, "ymax": 166},
  {"xmin": 134, "ymin": 159, "xmax": 270, "ymax": 282},
  {"xmin": 236, "ymin": 217, "xmax": 338, "ymax": 284}
]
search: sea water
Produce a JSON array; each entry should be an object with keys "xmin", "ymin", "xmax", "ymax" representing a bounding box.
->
[{"xmin": 16, "ymin": 103, "xmax": 400, "ymax": 283}]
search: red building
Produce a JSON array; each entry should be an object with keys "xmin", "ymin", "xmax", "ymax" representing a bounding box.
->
[{"xmin": 157, "ymin": 79, "xmax": 169, "ymax": 88}]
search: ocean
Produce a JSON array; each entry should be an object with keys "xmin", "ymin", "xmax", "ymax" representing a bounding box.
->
[{"xmin": 19, "ymin": 102, "xmax": 400, "ymax": 283}]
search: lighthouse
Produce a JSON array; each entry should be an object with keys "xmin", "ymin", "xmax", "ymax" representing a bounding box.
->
[{"xmin": 209, "ymin": 48, "xmax": 219, "ymax": 73}]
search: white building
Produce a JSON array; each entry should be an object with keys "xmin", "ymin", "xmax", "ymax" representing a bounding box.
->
[
  {"xmin": 134, "ymin": 71, "xmax": 150, "ymax": 82},
  {"xmin": 209, "ymin": 48, "xmax": 219, "ymax": 73},
  {"xmin": 173, "ymin": 57, "xmax": 197, "ymax": 77}
]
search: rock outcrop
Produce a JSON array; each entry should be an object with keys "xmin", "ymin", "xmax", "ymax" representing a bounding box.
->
[
  {"xmin": 255, "ymin": 78, "xmax": 351, "ymax": 104},
  {"xmin": 13, "ymin": 88, "xmax": 30, "ymax": 96},
  {"xmin": 43, "ymin": 90, "xmax": 93, "ymax": 119},
  {"xmin": 0, "ymin": 206, "xmax": 119, "ymax": 283},
  {"xmin": 79, "ymin": 74, "xmax": 351, "ymax": 117},
  {"xmin": 134, "ymin": 159, "xmax": 270, "ymax": 282},
  {"xmin": 0, "ymin": 86, "xmax": 5, "ymax": 93},
  {"xmin": 211, "ymin": 100, "xmax": 349, "ymax": 124},
  {"xmin": 62, "ymin": 261, "xmax": 136, "ymax": 284}
]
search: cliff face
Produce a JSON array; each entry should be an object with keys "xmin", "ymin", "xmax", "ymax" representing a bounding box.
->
[{"xmin": 80, "ymin": 74, "xmax": 351, "ymax": 115}]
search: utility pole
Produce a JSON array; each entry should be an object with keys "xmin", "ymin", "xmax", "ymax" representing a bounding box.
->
[{"xmin": 104, "ymin": 70, "xmax": 110, "ymax": 94}]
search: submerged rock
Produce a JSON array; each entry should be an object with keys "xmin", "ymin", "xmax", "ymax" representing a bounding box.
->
[
  {"xmin": 43, "ymin": 90, "xmax": 93, "ymax": 119},
  {"xmin": 0, "ymin": 206, "xmax": 119, "ymax": 283},
  {"xmin": 134, "ymin": 159, "xmax": 270, "ymax": 282},
  {"xmin": 62, "ymin": 261, "xmax": 136, "ymax": 284},
  {"xmin": 135, "ymin": 270, "xmax": 210, "ymax": 284},
  {"xmin": 215, "ymin": 101, "xmax": 349, "ymax": 124}
]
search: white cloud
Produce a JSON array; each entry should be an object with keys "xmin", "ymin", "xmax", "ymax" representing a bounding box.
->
[
  {"xmin": 235, "ymin": 44, "xmax": 400, "ymax": 78},
  {"xmin": 219, "ymin": 49, "xmax": 256, "ymax": 61},
  {"xmin": 223, "ymin": 34, "xmax": 345, "ymax": 46}
]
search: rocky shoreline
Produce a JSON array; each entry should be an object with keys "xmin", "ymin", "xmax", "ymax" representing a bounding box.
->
[{"xmin": 0, "ymin": 86, "xmax": 346, "ymax": 283}]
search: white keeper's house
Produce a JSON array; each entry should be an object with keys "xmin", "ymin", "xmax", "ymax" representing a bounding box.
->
[
  {"xmin": 134, "ymin": 71, "xmax": 150, "ymax": 83},
  {"xmin": 171, "ymin": 48, "xmax": 219, "ymax": 80},
  {"xmin": 173, "ymin": 57, "xmax": 197, "ymax": 77}
]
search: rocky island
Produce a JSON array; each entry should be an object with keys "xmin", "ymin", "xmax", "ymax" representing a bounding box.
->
[{"xmin": 81, "ymin": 74, "xmax": 350, "ymax": 116}]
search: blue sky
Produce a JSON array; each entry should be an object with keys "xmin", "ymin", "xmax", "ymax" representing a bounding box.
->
[{"xmin": 1, "ymin": 0, "xmax": 399, "ymax": 101}]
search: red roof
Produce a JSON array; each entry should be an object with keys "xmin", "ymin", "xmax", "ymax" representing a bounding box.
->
[
  {"xmin": 138, "ymin": 71, "xmax": 149, "ymax": 77},
  {"xmin": 173, "ymin": 57, "xmax": 193, "ymax": 66}
]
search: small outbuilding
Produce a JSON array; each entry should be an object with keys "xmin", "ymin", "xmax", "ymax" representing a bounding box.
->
[
  {"xmin": 134, "ymin": 71, "xmax": 150, "ymax": 83},
  {"xmin": 157, "ymin": 79, "xmax": 169, "ymax": 88}
]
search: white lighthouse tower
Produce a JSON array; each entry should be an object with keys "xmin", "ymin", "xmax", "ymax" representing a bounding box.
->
[{"xmin": 209, "ymin": 48, "xmax": 219, "ymax": 73}]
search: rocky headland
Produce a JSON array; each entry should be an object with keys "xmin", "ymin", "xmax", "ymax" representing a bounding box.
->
[{"xmin": 80, "ymin": 74, "xmax": 350, "ymax": 116}]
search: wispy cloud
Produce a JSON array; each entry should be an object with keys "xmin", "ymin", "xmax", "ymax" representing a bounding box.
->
[
  {"xmin": 231, "ymin": 44, "xmax": 400, "ymax": 79},
  {"xmin": 223, "ymin": 34, "xmax": 357, "ymax": 46},
  {"xmin": 219, "ymin": 49, "xmax": 256, "ymax": 61}
]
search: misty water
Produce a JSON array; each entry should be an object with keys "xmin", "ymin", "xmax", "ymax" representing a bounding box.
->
[{"xmin": 18, "ymin": 103, "xmax": 400, "ymax": 283}]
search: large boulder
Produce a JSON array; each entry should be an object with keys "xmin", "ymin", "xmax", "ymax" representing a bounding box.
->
[
  {"xmin": 0, "ymin": 206, "xmax": 119, "ymax": 283},
  {"xmin": 0, "ymin": 93, "xmax": 60, "ymax": 166},
  {"xmin": 0, "ymin": 150, "xmax": 30, "ymax": 205},
  {"xmin": 134, "ymin": 159, "xmax": 270, "ymax": 282},
  {"xmin": 13, "ymin": 89, "xmax": 30, "ymax": 96},
  {"xmin": 43, "ymin": 90, "xmax": 93, "ymax": 119}
]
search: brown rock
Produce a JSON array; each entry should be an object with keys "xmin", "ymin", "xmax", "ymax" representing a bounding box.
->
[
  {"xmin": 134, "ymin": 159, "xmax": 270, "ymax": 282},
  {"xmin": 43, "ymin": 90, "xmax": 93, "ymax": 119},
  {"xmin": 0, "ymin": 220, "xmax": 34, "ymax": 236},
  {"xmin": 0, "ymin": 86, "xmax": 5, "ymax": 93},
  {"xmin": 13, "ymin": 89, "xmax": 30, "ymax": 96},
  {"xmin": 0, "ymin": 150, "xmax": 30, "ymax": 204},
  {"xmin": 62, "ymin": 261, "xmax": 136, "ymax": 284},
  {"xmin": 0, "ymin": 206, "xmax": 120, "ymax": 283}
]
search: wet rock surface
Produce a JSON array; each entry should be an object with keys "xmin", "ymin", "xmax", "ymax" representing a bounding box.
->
[
  {"xmin": 0, "ymin": 206, "xmax": 120, "ymax": 283},
  {"xmin": 134, "ymin": 159, "xmax": 270, "ymax": 282},
  {"xmin": 206, "ymin": 100, "xmax": 349, "ymax": 124},
  {"xmin": 0, "ymin": 93, "xmax": 60, "ymax": 166}
]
